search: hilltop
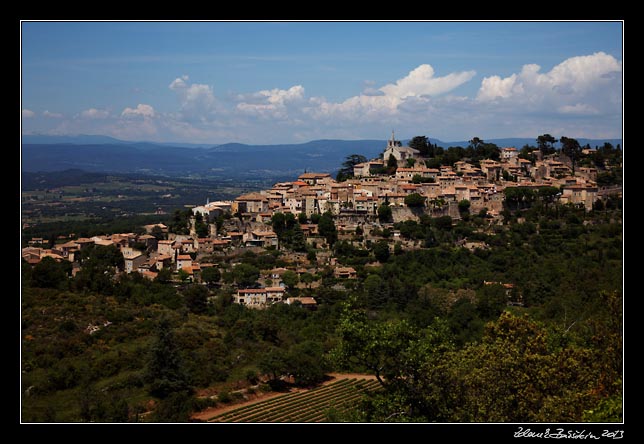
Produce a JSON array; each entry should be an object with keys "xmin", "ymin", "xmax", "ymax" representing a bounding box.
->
[{"xmin": 21, "ymin": 135, "xmax": 621, "ymax": 180}]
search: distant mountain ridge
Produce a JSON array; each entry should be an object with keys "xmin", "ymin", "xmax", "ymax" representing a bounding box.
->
[{"xmin": 21, "ymin": 134, "xmax": 622, "ymax": 179}]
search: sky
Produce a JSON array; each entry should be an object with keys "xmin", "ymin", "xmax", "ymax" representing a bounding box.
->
[{"xmin": 21, "ymin": 21, "xmax": 623, "ymax": 144}]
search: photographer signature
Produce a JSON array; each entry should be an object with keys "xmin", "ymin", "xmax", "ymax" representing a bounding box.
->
[{"xmin": 514, "ymin": 427, "xmax": 623, "ymax": 439}]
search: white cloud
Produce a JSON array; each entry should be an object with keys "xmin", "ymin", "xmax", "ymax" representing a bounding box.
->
[
  {"xmin": 22, "ymin": 109, "xmax": 35, "ymax": 118},
  {"xmin": 43, "ymin": 110, "xmax": 63, "ymax": 118},
  {"xmin": 169, "ymin": 75, "xmax": 189, "ymax": 90},
  {"xmin": 476, "ymin": 52, "xmax": 622, "ymax": 116},
  {"xmin": 25, "ymin": 55, "xmax": 621, "ymax": 145},
  {"xmin": 80, "ymin": 108, "xmax": 109, "ymax": 119},
  {"xmin": 121, "ymin": 103, "xmax": 156, "ymax": 118},
  {"xmin": 169, "ymin": 75, "xmax": 216, "ymax": 119},
  {"xmin": 476, "ymin": 74, "xmax": 520, "ymax": 101},
  {"xmin": 236, "ymin": 85, "xmax": 305, "ymax": 118},
  {"xmin": 380, "ymin": 64, "xmax": 476, "ymax": 99}
]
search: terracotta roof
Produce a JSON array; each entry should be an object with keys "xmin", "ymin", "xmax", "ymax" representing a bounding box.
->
[
  {"xmin": 177, "ymin": 255, "xmax": 192, "ymax": 260},
  {"xmin": 298, "ymin": 172, "xmax": 330, "ymax": 179},
  {"xmin": 238, "ymin": 287, "xmax": 285, "ymax": 294},
  {"xmin": 236, "ymin": 192, "xmax": 267, "ymax": 201},
  {"xmin": 286, "ymin": 297, "xmax": 317, "ymax": 305}
]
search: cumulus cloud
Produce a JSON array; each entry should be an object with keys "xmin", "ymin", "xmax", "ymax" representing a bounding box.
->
[
  {"xmin": 169, "ymin": 75, "xmax": 189, "ymax": 90},
  {"xmin": 80, "ymin": 108, "xmax": 109, "ymax": 119},
  {"xmin": 121, "ymin": 103, "xmax": 155, "ymax": 118},
  {"xmin": 169, "ymin": 75, "xmax": 216, "ymax": 119},
  {"xmin": 43, "ymin": 110, "xmax": 63, "ymax": 118},
  {"xmin": 236, "ymin": 85, "xmax": 305, "ymax": 118},
  {"xmin": 22, "ymin": 109, "xmax": 35, "ymax": 118},
  {"xmin": 476, "ymin": 52, "xmax": 622, "ymax": 116},
  {"xmin": 25, "ymin": 54, "xmax": 621, "ymax": 145},
  {"xmin": 380, "ymin": 64, "xmax": 476, "ymax": 99}
]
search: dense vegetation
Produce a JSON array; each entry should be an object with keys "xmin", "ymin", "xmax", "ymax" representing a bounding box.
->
[{"xmin": 21, "ymin": 169, "xmax": 622, "ymax": 423}]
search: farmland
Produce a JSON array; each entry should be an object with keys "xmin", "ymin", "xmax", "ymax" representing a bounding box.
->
[{"xmin": 205, "ymin": 377, "xmax": 381, "ymax": 423}]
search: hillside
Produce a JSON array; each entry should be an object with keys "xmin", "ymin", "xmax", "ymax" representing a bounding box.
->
[{"xmin": 20, "ymin": 136, "xmax": 622, "ymax": 179}]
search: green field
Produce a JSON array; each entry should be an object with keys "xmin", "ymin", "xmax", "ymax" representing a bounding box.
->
[{"xmin": 208, "ymin": 378, "xmax": 381, "ymax": 423}]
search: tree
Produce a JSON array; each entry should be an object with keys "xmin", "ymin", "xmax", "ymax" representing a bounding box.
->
[
  {"xmin": 281, "ymin": 270, "xmax": 299, "ymax": 289},
  {"xmin": 337, "ymin": 154, "xmax": 368, "ymax": 181},
  {"xmin": 458, "ymin": 199, "xmax": 471, "ymax": 215},
  {"xmin": 387, "ymin": 153, "xmax": 398, "ymax": 169},
  {"xmin": 377, "ymin": 203, "xmax": 393, "ymax": 223},
  {"xmin": 287, "ymin": 341, "xmax": 328, "ymax": 386},
  {"xmin": 469, "ymin": 137, "xmax": 483, "ymax": 150},
  {"xmin": 151, "ymin": 225, "xmax": 166, "ymax": 241},
  {"xmin": 155, "ymin": 267, "xmax": 172, "ymax": 283},
  {"xmin": 409, "ymin": 135, "xmax": 430, "ymax": 156},
  {"xmin": 372, "ymin": 240, "xmax": 390, "ymax": 263},
  {"xmin": 404, "ymin": 193, "xmax": 426, "ymax": 208},
  {"xmin": 183, "ymin": 284, "xmax": 209, "ymax": 314},
  {"xmin": 145, "ymin": 318, "xmax": 191, "ymax": 399},
  {"xmin": 536, "ymin": 134, "xmax": 557, "ymax": 156},
  {"xmin": 476, "ymin": 284, "xmax": 508, "ymax": 320},
  {"xmin": 363, "ymin": 274, "xmax": 387, "ymax": 309},
  {"xmin": 31, "ymin": 257, "xmax": 71, "ymax": 289},
  {"xmin": 560, "ymin": 136, "xmax": 582, "ymax": 174},
  {"xmin": 201, "ymin": 266, "xmax": 221, "ymax": 285},
  {"xmin": 298, "ymin": 212, "xmax": 308, "ymax": 224},
  {"xmin": 232, "ymin": 263, "xmax": 260, "ymax": 288},
  {"xmin": 317, "ymin": 211, "xmax": 337, "ymax": 246},
  {"xmin": 300, "ymin": 272, "xmax": 315, "ymax": 289}
]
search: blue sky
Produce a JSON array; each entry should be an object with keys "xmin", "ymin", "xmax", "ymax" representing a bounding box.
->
[{"xmin": 21, "ymin": 21, "xmax": 623, "ymax": 144}]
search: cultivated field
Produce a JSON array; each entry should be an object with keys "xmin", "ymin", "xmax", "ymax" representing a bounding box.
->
[{"xmin": 207, "ymin": 377, "xmax": 381, "ymax": 423}]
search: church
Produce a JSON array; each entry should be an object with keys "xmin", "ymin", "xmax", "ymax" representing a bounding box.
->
[{"xmin": 382, "ymin": 130, "xmax": 422, "ymax": 166}]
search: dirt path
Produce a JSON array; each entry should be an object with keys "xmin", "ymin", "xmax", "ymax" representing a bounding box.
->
[{"xmin": 191, "ymin": 373, "xmax": 376, "ymax": 422}]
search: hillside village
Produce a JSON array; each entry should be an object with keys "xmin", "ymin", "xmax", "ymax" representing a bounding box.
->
[{"xmin": 22, "ymin": 133, "xmax": 621, "ymax": 309}]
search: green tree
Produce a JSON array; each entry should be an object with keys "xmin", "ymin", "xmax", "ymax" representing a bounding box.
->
[
  {"xmin": 363, "ymin": 274, "xmax": 387, "ymax": 308},
  {"xmin": 155, "ymin": 267, "xmax": 172, "ymax": 283},
  {"xmin": 151, "ymin": 391, "xmax": 193, "ymax": 422},
  {"xmin": 458, "ymin": 199, "xmax": 470, "ymax": 215},
  {"xmin": 73, "ymin": 244, "xmax": 123, "ymax": 294},
  {"xmin": 409, "ymin": 135, "xmax": 431, "ymax": 156},
  {"xmin": 151, "ymin": 225, "xmax": 166, "ymax": 241},
  {"xmin": 404, "ymin": 193, "xmax": 426, "ymax": 208},
  {"xmin": 201, "ymin": 266, "xmax": 221, "ymax": 285},
  {"xmin": 377, "ymin": 203, "xmax": 393, "ymax": 223},
  {"xmin": 287, "ymin": 341, "xmax": 328, "ymax": 386},
  {"xmin": 476, "ymin": 283, "xmax": 507, "ymax": 320},
  {"xmin": 317, "ymin": 211, "xmax": 337, "ymax": 246},
  {"xmin": 300, "ymin": 272, "xmax": 315, "ymax": 289},
  {"xmin": 387, "ymin": 153, "xmax": 398, "ymax": 169},
  {"xmin": 30, "ymin": 257, "xmax": 71, "ymax": 289},
  {"xmin": 298, "ymin": 212, "xmax": 308, "ymax": 224},
  {"xmin": 372, "ymin": 240, "xmax": 390, "ymax": 263},
  {"xmin": 469, "ymin": 137, "xmax": 483, "ymax": 150},
  {"xmin": 560, "ymin": 136, "xmax": 582, "ymax": 174},
  {"xmin": 281, "ymin": 270, "xmax": 299, "ymax": 289},
  {"xmin": 232, "ymin": 263, "xmax": 260, "ymax": 288},
  {"xmin": 337, "ymin": 154, "xmax": 368, "ymax": 181},
  {"xmin": 537, "ymin": 134, "xmax": 558, "ymax": 156},
  {"xmin": 145, "ymin": 318, "xmax": 192, "ymax": 399},
  {"xmin": 183, "ymin": 284, "xmax": 209, "ymax": 314}
]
